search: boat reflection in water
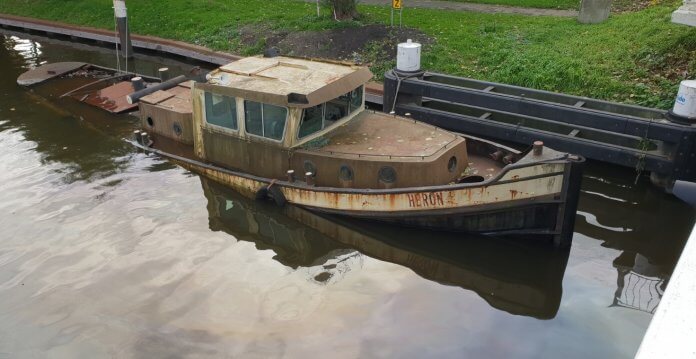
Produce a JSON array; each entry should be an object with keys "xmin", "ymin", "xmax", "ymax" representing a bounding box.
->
[
  {"xmin": 576, "ymin": 162, "xmax": 696, "ymax": 315},
  {"xmin": 200, "ymin": 177, "xmax": 571, "ymax": 320}
]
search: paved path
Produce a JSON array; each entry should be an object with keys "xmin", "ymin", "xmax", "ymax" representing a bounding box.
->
[
  {"xmin": 0, "ymin": 14, "xmax": 240, "ymax": 65},
  {"xmin": 310, "ymin": 0, "xmax": 578, "ymax": 17}
]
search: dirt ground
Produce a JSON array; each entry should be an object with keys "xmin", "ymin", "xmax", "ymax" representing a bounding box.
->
[
  {"xmin": 238, "ymin": 24, "xmax": 432, "ymax": 63},
  {"xmin": 612, "ymin": 0, "xmax": 665, "ymax": 13}
]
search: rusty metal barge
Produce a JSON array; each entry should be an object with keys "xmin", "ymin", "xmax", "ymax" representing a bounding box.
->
[{"xmin": 129, "ymin": 55, "xmax": 583, "ymax": 247}]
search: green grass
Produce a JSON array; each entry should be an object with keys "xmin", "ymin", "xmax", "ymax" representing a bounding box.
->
[
  {"xmin": 0, "ymin": 0, "xmax": 693, "ymax": 109},
  {"xmin": 443, "ymin": 0, "xmax": 578, "ymax": 10}
]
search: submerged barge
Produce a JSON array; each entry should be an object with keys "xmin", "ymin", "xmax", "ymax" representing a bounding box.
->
[
  {"xmin": 17, "ymin": 61, "xmax": 164, "ymax": 114},
  {"xmin": 130, "ymin": 55, "xmax": 583, "ymax": 247}
]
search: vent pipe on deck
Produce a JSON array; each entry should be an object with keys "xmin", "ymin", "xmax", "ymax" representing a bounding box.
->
[{"xmin": 126, "ymin": 75, "xmax": 188, "ymax": 104}]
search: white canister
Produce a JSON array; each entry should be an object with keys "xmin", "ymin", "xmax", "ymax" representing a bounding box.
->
[
  {"xmin": 673, "ymin": 80, "xmax": 696, "ymax": 119},
  {"xmin": 396, "ymin": 39, "xmax": 421, "ymax": 73}
]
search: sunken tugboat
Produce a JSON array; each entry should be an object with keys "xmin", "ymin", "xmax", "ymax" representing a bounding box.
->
[{"xmin": 131, "ymin": 55, "xmax": 584, "ymax": 247}]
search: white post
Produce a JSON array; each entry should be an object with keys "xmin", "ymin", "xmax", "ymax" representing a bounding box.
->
[{"xmin": 113, "ymin": 0, "xmax": 133, "ymax": 58}]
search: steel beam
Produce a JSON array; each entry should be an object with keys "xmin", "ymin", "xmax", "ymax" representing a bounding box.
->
[{"xmin": 384, "ymin": 70, "xmax": 696, "ymax": 185}]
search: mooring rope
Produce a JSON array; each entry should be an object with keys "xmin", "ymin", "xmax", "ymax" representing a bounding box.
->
[
  {"xmin": 634, "ymin": 118, "xmax": 653, "ymax": 184},
  {"xmin": 389, "ymin": 70, "xmax": 422, "ymax": 114},
  {"xmin": 124, "ymin": 15, "xmax": 129, "ymax": 74}
]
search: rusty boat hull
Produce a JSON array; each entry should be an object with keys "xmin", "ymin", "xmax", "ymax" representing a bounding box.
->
[{"xmin": 132, "ymin": 135, "xmax": 584, "ymax": 247}]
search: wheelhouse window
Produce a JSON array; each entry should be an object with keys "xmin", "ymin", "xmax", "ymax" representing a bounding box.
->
[
  {"xmin": 204, "ymin": 92, "xmax": 238, "ymax": 130},
  {"xmin": 244, "ymin": 100, "xmax": 287, "ymax": 141},
  {"xmin": 349, "ymin": 86, "xmax": 363, "ymax": 111},
  {"xmin": 298, "ymin": 85, "xmax": 364, "ymax": 139},
  {"xmin": 298, "ymin": 104, "xmax": 323, "ymax": 138},
  {"xmin": 324, "ymin": 93, "xmax": 350, "ymax": 125}
]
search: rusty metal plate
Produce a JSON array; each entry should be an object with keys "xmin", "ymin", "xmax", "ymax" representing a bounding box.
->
[
  {"xmin": 17, "ymin": 62, "xmax": 87, "ymax": 86},
  {"xmin": 79, "ymin": 81, "xmax": 137, "ymax": 114}
]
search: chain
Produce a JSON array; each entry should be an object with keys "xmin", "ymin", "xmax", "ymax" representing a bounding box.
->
[{"xmin": 634, "ymin": 119, "xmax": 652, "ymax": 184}]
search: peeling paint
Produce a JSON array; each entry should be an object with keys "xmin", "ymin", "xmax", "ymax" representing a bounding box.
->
[{"xmin": 180, "ymin": 159, "xmax": 566, "ymax": 213}]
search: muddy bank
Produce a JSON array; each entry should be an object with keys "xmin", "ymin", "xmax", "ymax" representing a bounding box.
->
[{"xmin": 238, "ymin": 24, "xmax": 432, "ymax": 64}]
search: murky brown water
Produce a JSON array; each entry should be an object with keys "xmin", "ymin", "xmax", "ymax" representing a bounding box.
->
[{"xmin": 1, "ymin": 32, "xmax": 694, "ymax": 358}]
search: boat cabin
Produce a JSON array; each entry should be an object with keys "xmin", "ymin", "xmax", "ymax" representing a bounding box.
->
[{"xmin": 141, "ymin": 56, "xmax": 469, "ymax": 189}]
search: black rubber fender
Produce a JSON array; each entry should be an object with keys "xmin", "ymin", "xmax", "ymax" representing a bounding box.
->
[
  {"xmin": 254, "ymin": 186, "xmax": 269, "ymax": 201},
  {"xmin": 254, "ymin": 184, "xmax": 287, "ymax": 207}
]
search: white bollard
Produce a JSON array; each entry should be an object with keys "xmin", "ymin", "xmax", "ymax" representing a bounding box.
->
[{"xmin": 673, "ymin": 80, "xmax": 696, "ymax": 120}]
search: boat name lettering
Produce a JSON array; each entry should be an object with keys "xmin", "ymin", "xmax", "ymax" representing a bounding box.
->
[{"xmin": 407, "ymin": 192, "xmax": 445, "ymax": 208}]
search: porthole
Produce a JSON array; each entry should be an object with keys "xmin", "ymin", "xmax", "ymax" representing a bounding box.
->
[
  {"xmin": 339, "ymin": 165, "xmax": 354, "ymax": 181},
  {"xmin": 146, "ymin": 116, "xmax": 154, "ymax": 127},
  {"xmin": 448, "ymin": 156, "xmax": 457, "ymax": 173},
  {"xmin": 378, "ymin": 166, "xmax": 396, "ymax": 184},
  {"xmin": 172, "ymin": 122, "xmax": 182, "ymax": 136},
  {"xmin": 303, "ymin": 160, "xmax": 317, "ymax": 176}
]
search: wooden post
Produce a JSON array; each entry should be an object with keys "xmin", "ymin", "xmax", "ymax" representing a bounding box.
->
[{"xmin": 113, "ymin": 0, "xmax": 133, "ymax": 58}]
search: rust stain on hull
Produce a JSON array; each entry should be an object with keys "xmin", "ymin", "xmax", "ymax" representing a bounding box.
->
[{"xmin": 175, "ymin": 158, "xmax": 566, "ymax": 215}]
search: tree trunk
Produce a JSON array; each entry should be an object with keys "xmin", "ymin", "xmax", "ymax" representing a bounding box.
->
[{"xmin": 324, "ymin": 0, "xmax": 359, "ymax": 20}]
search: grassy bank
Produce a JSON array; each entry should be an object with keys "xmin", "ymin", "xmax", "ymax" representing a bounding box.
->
[{"xmin": 0, "ymin": 0, "xmax": 694, "ymax": 109}]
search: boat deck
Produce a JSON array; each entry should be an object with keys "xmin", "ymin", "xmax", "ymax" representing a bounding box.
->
[
  {"xmin": 464, "ymin": 154, "xmax": 505, "ymax": 180},
  {"xmin": 16, "ymin": 61, "xmax": 87, "ymax": 86},
  {"xmin": 316, "ymin": 111, "xmax": 459, "ymax": 158},
  {"xmin": 140, "ymin": 81, "xmax": 194, "ymax": 114}
]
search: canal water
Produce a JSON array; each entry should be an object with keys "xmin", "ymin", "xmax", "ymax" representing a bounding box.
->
[{"xmin": 0, "ymin": 32, "xmax": 693, "ymax": 358}]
